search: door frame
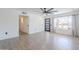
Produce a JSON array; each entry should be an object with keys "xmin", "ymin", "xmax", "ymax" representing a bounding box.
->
[{"xmin": 45, "ymin": 18, "xmax": 51, "ymax": 32}]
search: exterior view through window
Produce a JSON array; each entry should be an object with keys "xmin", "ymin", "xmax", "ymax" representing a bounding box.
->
[{"xmin": 54, "ymin": 16, "xmax": 72, "ymax": 35}]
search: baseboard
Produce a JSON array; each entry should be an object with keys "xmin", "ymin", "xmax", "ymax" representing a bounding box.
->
[
  {"xmin": 28, "ymin": 31, "xmax": 44, "ymax": 34},
  {"xmin": 0, "ymin": 36, "xmax": 19, "ymax": 40}
]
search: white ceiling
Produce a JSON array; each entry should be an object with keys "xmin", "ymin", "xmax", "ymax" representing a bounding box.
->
[{"xmin": 15, "ymin": 8, "xmax": 79, "ymax": 15}]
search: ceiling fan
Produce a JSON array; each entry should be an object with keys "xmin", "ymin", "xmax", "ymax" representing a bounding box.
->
[{"xmin": 40, "ymin": 8, "xmax": 57, "ymax": 15}]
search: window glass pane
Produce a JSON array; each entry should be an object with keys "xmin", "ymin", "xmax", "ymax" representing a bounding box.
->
[{"xmin": 54, "ymin": 16, "xmax": 72, "ymax": 30}]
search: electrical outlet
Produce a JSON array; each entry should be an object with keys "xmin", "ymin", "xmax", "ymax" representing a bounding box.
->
[{"xmin": 5, "ymin": 32, "xmax": 8, "ymax": 35}]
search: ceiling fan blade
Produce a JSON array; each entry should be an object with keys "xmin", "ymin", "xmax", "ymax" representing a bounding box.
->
[
  {"xmin": 49, "ymin": 11, "xmax": 58, "ymax": 13},
  {"xmin": 47, "ymin": 8, "xmax": 54, "ymax": 12},
  {"xmin": 44, "ymin": 8, "xmax": 46, "ymax": 12},
  {"xmin": 40, "ymin": 8, "xmax": 44, "ymax": 12},
  {"xmin": 46, "ymin": 11, "xmax": 57, "ymax": 14}
]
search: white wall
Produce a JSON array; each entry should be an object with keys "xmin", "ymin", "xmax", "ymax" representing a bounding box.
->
[
  {"xmin": 20, "ymin": 12, "xmax": 44, "ymax": 34},
  {"xmin": 19, "ymin": 12, "xmax": 44, "ymax": 34},
  {"xmin": 28, "ymin": 14, "xmax": 44, "ymax": 34},
  {"xmin": 25, "ymin": 16, "xmax": 29, "ymax": 34},
  {"xmin": 75, "ymin": 15, "xmax": 79, "ymax": 36},
  {"xmin": 0, "ymin": 9, "xmax": 19, "ymax": 40},
  {"xmin": 0, "ymin": 9, "xmax": 44, "ymax": 40}
]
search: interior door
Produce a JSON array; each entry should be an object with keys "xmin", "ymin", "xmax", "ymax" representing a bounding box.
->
[{"xmin": 45, "ymin": 18, "xmax": 50, "ymax": 32}]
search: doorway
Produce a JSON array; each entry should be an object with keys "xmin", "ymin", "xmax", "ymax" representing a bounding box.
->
[
  {"xmin": 19, "ymin": 16, "xmax": 29, "ymax": 35},
  {"xmin": 45, "ymin": 18, "xmax": 50, "ymax": 32},
  {"xmin": 53, "ymin": 16, "xmax": 72, "ymax": 35}
]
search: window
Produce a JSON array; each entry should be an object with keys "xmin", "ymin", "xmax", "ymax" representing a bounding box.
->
[{"xmin": 54, "ymin": 16, "xmax": 72, "ymax": 30}]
